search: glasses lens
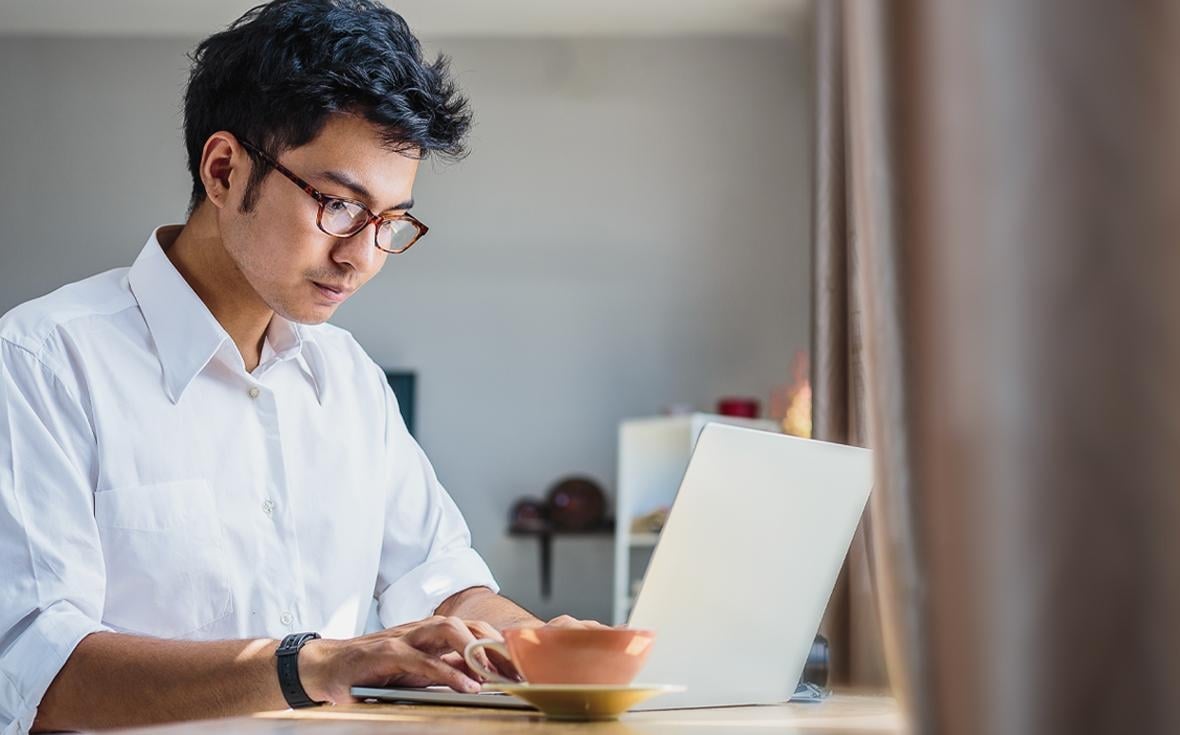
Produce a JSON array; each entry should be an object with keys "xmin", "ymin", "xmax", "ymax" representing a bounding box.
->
[
  {"xmin": 320, "ymin": 198, "xmax": 369, "ymax": 236},
  {"xmin": 377, "ymin": 218, "xmax": 422, "ymax": 252}
]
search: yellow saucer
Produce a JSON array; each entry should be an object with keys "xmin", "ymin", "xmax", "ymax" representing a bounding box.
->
[{"xmin": 486, "ymin": 683, "xmax": 684, "ymax": 721}]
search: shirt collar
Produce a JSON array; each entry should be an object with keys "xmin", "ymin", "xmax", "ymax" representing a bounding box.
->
[
  {"xmin": 128, "ymin": 225, "xmax": 328, "ymax": 405},
  {"xmin": 263, "ymin": 313, "xmax": 330, "ymax": 405}
]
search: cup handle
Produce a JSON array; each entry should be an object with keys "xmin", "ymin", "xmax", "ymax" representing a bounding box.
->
[{"xmin": 463, "ymin": 638, "xmax": 514, "ymax": 684}]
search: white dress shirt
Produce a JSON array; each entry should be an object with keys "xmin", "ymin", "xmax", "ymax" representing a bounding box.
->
[{"xmin": 0, "ymin": 225, "xmax": 497, "ymax": 735}]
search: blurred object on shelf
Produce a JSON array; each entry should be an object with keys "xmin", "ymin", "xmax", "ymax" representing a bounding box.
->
[
  {"xmin": 510, "ymin": 484, "xmax": 612, "ymax": 599},
  {"xmin": 545, "ymin": 476, "xmax": 608, "ymax": 531},
  {"xmin": 717, "ymin": 396, "xmax": 761, "ymax": 418},
  {"xmin": 630, "ymin": 507, "xmax": 671, "ymax": 534},
  {"xmin": 770, "ymin": 350, "xmax": 812, "ymax": 438},
  {"xmin": 508, "ymin": 496, "xmax": 548, "ymax": 533}
]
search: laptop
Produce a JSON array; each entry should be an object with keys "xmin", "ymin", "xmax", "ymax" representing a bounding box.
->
[{"xmin": 353, "ymin": 423, "xmax": 872, "ymax": 710}]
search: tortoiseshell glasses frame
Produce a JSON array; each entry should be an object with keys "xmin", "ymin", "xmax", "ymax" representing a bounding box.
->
[{"xmin": 238, "ymin": 138, "xmax": 428, "ymax": 254}]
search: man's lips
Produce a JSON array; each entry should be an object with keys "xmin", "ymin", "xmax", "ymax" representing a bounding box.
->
[{"xmin": 312, "ymin": 281, "xmax": 354, "ymax": 303}]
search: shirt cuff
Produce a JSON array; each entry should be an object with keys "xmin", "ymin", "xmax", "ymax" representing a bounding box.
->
[
  {"xmin": 0, "ymin": 600, "xmax": 111, "ymax": 735},
  {"xmin": 376, "ymin": 547, "xmax": 499, "ymax": 628}
]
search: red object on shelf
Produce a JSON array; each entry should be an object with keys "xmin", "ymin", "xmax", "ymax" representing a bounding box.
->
[
  {"xmin": 717, "ymin": 397, "xmax": 761, "ymax": 418},
  {"xmin": 545, "ymin": 477, "xmax": 607, "ymax": 531},
  {"xmin": 509, "ymin": 497, "xmax": 548, "ymax": 533}
]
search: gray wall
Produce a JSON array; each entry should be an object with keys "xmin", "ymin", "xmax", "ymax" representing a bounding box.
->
[{"xmin": 0, "ymin": 34, "xmax": 811, "ymax": 621}]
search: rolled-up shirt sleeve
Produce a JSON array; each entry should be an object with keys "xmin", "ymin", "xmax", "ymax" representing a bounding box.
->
[
  {"xmin": 373, "ymin": 369, "xmax": 498, "ymax": 628},
  {"xmin": 0, "ymin": 339, "xmax": 110, "ymax": 735}
]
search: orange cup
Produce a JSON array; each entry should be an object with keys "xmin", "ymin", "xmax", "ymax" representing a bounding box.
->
[{"xmin": 464, "ymin": 627, "xmax": 655, "ymax": 685}]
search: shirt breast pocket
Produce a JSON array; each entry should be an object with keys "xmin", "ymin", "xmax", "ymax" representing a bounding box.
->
[{"xmin": 95, "ymin": 479, "xmax": 233, "ymax": 638}]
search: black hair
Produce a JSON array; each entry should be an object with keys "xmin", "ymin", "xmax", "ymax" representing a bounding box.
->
[{"xmin": 183, "ymin": 0, "xmax": 471, "ymax": 213}]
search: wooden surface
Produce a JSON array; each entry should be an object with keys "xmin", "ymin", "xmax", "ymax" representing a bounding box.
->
[{"xmin": 91, "ymin": 694, "xmax": 900, "ymax": 735}]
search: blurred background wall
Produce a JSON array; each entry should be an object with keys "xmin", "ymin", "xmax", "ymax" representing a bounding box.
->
[{"xmin": 0, "ymin": 7, "xmax": 812, "ymax": 621}]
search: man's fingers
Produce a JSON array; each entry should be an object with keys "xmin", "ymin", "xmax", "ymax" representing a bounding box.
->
[
  {"xmin": 546, "ymin": 614, "xmax": 611, "ymax": 630},
  {"xmin": 403, "ymin": 616, "xmax": 499, "ymax": 678},
  {"xmin": 439, "ymin": 650, "xmax": 490, "ymax": 683},
  {"xmin": 404, "ymin": 616, "xmax": 475, "ymax": 652},
  {"xmin": 412, "ymin": 650, "xmax": 482, "ymax": 693},
  {"xmin": 445, "ymin": 637, "xmax": 518, "ymax": 682},
  {"xmin": 465, "ymin": 619, "xmax": 503, "ymax": 642},
  {"xmin": 454, "ymin": 620, "xmax": 526, "ymax": 681},
  {"xmin": 460, "ymin": 621, "xmax": 506, "ymax": 679},
  {"xmin": 389, "ymin": 643, "xmax": 482, "ymax": 693},
  {"xmin": 486, "ymin": 648, "xmax": 523, "ymax": 682}
]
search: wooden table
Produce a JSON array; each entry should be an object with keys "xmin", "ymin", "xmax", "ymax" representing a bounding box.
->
[{"xmin": 95, "ymin": 694, "xmax": 900, "ymax": 735}]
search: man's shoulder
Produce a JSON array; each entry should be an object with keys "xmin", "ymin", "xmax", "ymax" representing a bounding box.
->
[{"xmin": 0, "ymin": 267, "xmax": 136, "ymax": 362}]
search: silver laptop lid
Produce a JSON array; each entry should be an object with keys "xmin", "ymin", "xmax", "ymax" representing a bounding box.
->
[{"xmin": 627, "ymin": 423, "xmax": 872, "ymax": 709}]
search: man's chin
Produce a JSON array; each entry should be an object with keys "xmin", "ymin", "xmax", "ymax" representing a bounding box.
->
[
  {"xmin": 298, "ymin": 313, "xmax": 334, "ymax": 325},
  {"xmin": 274, "ymin": 302, "xmax": 337, "ymax": 326}
]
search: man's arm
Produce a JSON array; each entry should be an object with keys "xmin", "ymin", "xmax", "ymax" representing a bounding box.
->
[
  {"xmin": 435, "ymin": 586, "xmax": 611, "ymax": 631},
  {"xmin": 33, "ymin": 616, "xmax": 498, "ymax": 732},
  {"xmin": 32, "ymin": 632, "xmax": 285, "ymax": 732},
  {"xmin": 435, "ymin": 586, "xmax": 542, "ymax": 628}
]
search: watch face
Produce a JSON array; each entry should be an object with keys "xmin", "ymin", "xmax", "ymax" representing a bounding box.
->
[{"xmin": 279, "ymin": 632, "xmax": 320, "ymax": 654}]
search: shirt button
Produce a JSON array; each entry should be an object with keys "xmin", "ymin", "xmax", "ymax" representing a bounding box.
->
[
  {"xmin": 248, "ymin": 386, "xmax": 261, "ymax": 399},
  {"xmin": 280, "ymin": 612, "xmax": 295, "ymax": 626},
  {"xmin": 262, "ymin": 499, "xmax": 276, "ymax": 516}
]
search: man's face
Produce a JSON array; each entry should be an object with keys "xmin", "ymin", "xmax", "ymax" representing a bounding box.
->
[{"xmin": 220, "ymin": 113, "xmax": 420, "ymax": 324}]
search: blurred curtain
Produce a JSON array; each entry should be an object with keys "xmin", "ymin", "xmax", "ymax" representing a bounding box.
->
[
  {"xmin": 810, "ymin": 0, "xmax": 888, "ymax": 688},
  {"xmin": 818, "ymin": 0, "xmax": 1180, "ymax": 733}
]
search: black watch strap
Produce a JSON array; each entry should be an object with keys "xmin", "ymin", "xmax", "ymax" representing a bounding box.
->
[{"xmin": 275, "ymin": 632, "xmax": 323, "ymax": 709}]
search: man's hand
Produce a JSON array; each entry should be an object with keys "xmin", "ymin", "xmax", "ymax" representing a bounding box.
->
[
  {"xmin": 432, "ymin": 586, "xmax": 613, "ymax": 633},
  {"xmin": 540, "ymin": 614, "xmax": 614, "ymax": 630},
  {"xmin": 298, "ymin": 616, "xmax": 509, "ymax": 705},
  {"xmin": 299, "ymin": 611, "xmax": 623, "ymax": 705}
]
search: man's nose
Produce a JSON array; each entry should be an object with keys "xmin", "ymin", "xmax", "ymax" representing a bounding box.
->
[{"xmin": 330, "ymin": 224, "xmax": 382, "ymax": 272}]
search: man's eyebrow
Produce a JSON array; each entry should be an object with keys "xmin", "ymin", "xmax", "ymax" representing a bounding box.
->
[{"xmin": 315, "ymin": 169, "xmax": 414, "ymax": 211}]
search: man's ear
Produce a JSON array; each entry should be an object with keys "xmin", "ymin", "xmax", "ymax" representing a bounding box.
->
[{"xmin": 199, "ymin": 132, "xmax": 244, "ymax": 210}]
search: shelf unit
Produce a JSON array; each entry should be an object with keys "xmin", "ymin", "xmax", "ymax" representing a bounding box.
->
[
  {"xmin": 612, "ymin": 413, "xmax": 780, "ymax": 624},
  {"xmin": 628, "ymin": 532, "xmax": 661, "ymax": 548}
]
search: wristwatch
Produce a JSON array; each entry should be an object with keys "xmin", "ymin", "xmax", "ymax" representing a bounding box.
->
[{"xmin": 275, "ymin": 632, "xmax": 324, "ymax": 708}]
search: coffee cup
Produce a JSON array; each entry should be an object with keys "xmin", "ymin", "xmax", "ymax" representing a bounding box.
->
[{"xmin": 464, "ymin": 626, "xmax": 655, "ymax": 685}]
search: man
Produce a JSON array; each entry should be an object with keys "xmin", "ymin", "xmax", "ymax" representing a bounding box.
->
[{"xmin": 0, "ymin": 2, "xmax": 596, "ymax": 733}]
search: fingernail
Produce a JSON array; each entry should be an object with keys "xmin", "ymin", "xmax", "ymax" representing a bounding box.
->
[{"xmin": 463, "ymin": 679, "xmax": 481, "ymax": 694}]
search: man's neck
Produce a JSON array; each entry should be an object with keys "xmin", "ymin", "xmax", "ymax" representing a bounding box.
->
[{"xmin": 164, "ymin": 207, "xmax": 272, "ymax": 373}]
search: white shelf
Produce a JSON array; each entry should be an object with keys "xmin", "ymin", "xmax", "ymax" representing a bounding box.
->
[
  {"xmin": 628, "ymin": 533, "xmax": 661, "ymax": 547},
  {"xmin": 612, "ymin": 413, "xmax": 780, "ymax": 624}
]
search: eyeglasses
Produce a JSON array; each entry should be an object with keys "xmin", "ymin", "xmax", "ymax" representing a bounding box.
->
[{"xmin": 238, "ymin": 138, "xmax": 428, "ymax": 254}]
